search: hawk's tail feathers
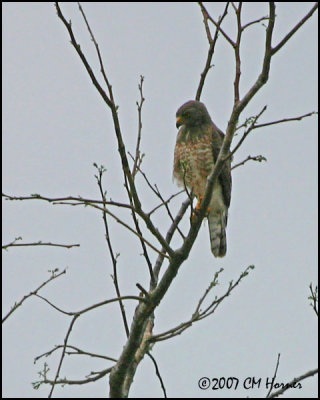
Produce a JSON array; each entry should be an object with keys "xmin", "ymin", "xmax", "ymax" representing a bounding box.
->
[{"xmin": 208, "ymin": 211, "xmax": 227, "ymax": 258}]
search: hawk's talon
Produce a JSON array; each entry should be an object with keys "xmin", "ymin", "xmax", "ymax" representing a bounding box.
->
[
  {"xmin": 191, "ymin": 197, "xmax": 202, "ymax": 222},
  {"xmin": 191, "ymin": 197, "xmax": 211, "ymax": 222},
  {"xmin": 191, "ymin": 209, "xmax": 199, "ymax": 223},
  {"xmin": 195, "ymin": 197, "xmax": 203, "ymax": 212}
]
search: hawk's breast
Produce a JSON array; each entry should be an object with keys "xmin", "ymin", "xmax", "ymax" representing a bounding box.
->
[{"xmin": 173, "ymin": 132, "xmax": 214, "ymax": 199}]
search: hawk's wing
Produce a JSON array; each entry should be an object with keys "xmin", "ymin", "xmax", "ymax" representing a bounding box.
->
[{"xmin": 210, "ymin": 125, "xmax": 232, "ymax": 208}]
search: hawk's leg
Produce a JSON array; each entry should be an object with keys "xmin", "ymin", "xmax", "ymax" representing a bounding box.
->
[
  {"xmin": 195, "ymin": 197, "xmax": 203, "ymax": 212},
  {"xmin": 191, "ymin": 196, "xmax": 210, "ymax": 222}
]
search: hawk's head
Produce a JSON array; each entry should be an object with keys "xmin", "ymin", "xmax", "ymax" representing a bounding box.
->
[{"xmin": 176, "ymin": 100, "xmax": 212, "ymax": 129}]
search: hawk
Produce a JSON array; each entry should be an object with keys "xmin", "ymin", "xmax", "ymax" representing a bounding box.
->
[{"xmin": 173, "ymin": 100, "xmax": 232, "ymax": 257}]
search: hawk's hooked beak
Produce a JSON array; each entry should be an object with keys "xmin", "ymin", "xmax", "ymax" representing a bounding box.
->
[{"xmin": 176, "ymin": 116, "xmax": 183, "ymax": 129}]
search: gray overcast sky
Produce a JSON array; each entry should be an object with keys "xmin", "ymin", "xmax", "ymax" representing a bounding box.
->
[{"xmin": 3, "ymin": 2, "xmax": 318, "ymax": 398}]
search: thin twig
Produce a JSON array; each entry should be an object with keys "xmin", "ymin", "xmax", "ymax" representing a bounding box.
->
[
  {"xmin": 77, "ymin": 2, "xmax": 114, "ymax": 100},
  {"xmin": 231, "ymin": 109, "xmax": 316, "ymax": 161},
  {"xmin": 308, "ymin": 283, "xmax": 318, "ymax": 317},
  {"xmin": 128, "ymin": 152, "xmax": 161, "ymax": 198},
  {"xmin": 34, "ymin": 344, "xmax": 117, "ymax": 363},
  {"xmin": 2, "ymin": 192, "xmax": 133, "ymax": 210},
  {"xmin": 253, "ymin": 111, "xmax": 317, "ymax": 130},
  {"xmin": 136, "ymin": 283, "xmax": 150, "ymax": 300},
  {"xmin": 271, "ymin": 3, "xmax": 318, "ymax": 55},
  {"xmin": 242, "ymin": 16, "xmax": 269, "ymax": 31},
  {"xmin": 55, "ymin": 2, "xmax": 113, "ymax": 108},
  {"xmin": 231, "ymin": 155, "xmax": 267, "ymax": 170},
  {"xmin": 48, "ymin": 314, "xmax": 80, "ymax": 397},
  {"xmin": 95, "ymin": 164, "xmax": 130, "ymax": 337},
  {"xmin": 124, "ymin": 162, "xmax": 155, "ymax": 284},
  {"xmin": 266, "ymin": 353, "xmax": 281, "ymax": 398},
  {"xmin": 199, "ymin": 2, "xmax": 235, "ymax": 47},
  {"xmin": 230, "ymin": 105, "xmax": 267, "ymax": 158},
  {"xmin": 150, "ymin": 266, "xmax": 254, "ymax": 342},
  {"xmin": 151, "ymin": 198, "xmax": 190, "ymax": 290},
  {"xmin": 2, "ymin": 190, "xmax": 169, "ymax": 259},
  {"xmin": 36, "ymin": 293, "xmax": 147, "ymax": 317},
  {"xmin": 132, "ymin": 75, "xmax": 145, "ymax": 177},
  {"xmin": 230, "ymin": 109, "xmax": 316, "ymax": 161},
  {"xmin": 267, "ymin": 368, "xmax": 318, "ymax": 398},
  {"xmin": 129, "ymin": 152, "xmax": 185, "ymax": 240},
  {"xmin": 40, "ymin": 366, "xmax": 113, "ymax": 388},
  {"xmin": 2, "ymin": 240, "xmax": 79, "ymax": 250},
  {"xmin": 233, "ymin": 2, "xmax": 242, "ymax": 104},
  {"xmin": 147, "ymin": 190, "xmax": 185, "ymax": 217},
  {"xmin": 154, "ymin": 185, "xmax": 185, "ymax": 240},
  {"xmin": 2, "ymin": 269, "xmax": 66, "ymax": 323},
  {"xmin": 194, "ymin": 268, "xmax": 224, "ymax": 316},
  {"xmin": 196, "ymin": 2, "xmax": 229, "ymax": 100},
  {"xmin": 147, "ymin": 352, "xmax": 167, "ymax": 398}
]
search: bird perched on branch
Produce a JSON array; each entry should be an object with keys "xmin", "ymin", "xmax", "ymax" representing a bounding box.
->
[{"xmin": 173, "ymin": 100, "xmax": 232, "ymax": 257}]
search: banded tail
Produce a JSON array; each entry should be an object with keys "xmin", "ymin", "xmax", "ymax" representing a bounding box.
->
[{"xmin": 208, "ymin": 211, "xmax": 227, "ymax": 257}]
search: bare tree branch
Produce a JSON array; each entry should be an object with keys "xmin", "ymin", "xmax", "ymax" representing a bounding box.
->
[
  {"xmin": 94, "ymin": 164, "xmax": 130, "ymax": 337},
  {"xmin": 230, "ymin": 109, "xmax": 317, "ymax": 162},
  {"xmin": 230, "ymin": 106, "xmax": 267, "ymax": 158},
  {"xmin": 233, "ymin": 2, "xmax": 242, "ymax": 104},
  {"xmin": 308, "ymin": 283, "xmax": 318, "ymax": 317},
  {"xmin": 2, "ymin": 192, "xmax": 133, "ymax": 210},
  {"xmin": 77, "ymin": 2, "xmax": 114, "ymax": 103},
  {"xmin": 37, "ymin": 294, "xmax": 147, "ymax": 317},
  {"xmin": 2, "ymin": 238, "xmax": 79, "ymax": 250},
  {"xmin": 2, "ymin": 269, "xmax": 66, "ymax": 323},
  {"xmin": 266, "ymin": 353, "xmax": 281, "ymax": 398},
  {"xmin": 55, "ymin": 3, "xmax": 174, "ymax": 260},
  {"xmin": 196, "ymin": 2, "xmax": 229, "ymax": 100},
  {"xmin": 151, "ymin": 198, "xmax": 191, "ymax": 290},
  {"xmin": 48, "ymin": 313, "xmax": 79, "ymax": 397},
  {"xmin": 253, "ymin": 111, "xmax": 317, "ymax": 130},
  {"xmin": 132, "ymin": 75, "xmax": 145, "ymax": 178},
  {"xmin": 150, "ymin": 266, "xmax": 254, "ymax": 342},
  {"xmin": 271, "ymin": 3, "xmax": 318, "ymax": 55},
  {"xmin": 147, "ymin": 352, "xmax": 167, "ymax": 398},
  {"xmin": 32, "ymin": 292, "xmax": 148, "ymax": 396},
  {"xmin": 147, "ymin": 189, "xmax": 185, "ymax": 218},
  {"xmin": 34, "ymin": 365, "xmax": 113, "ymax": 389},
  {"xmin": 267, "ymin": 368, "xmax": 318, "ymax": 398},
  {"xmin": 3, "ymin": 191, "xmax": 169, "ymax": 259},
  {"xmin": 231, "ymin": 154, "xmax": 267, "ymax": 170},
  {"xmin": 242, "ymin": 15, "xmax": 269, "ymax": 31},
  {"xmin": 34, "ymin": 344, "xmax": 117, "ymax": 364},
  {"xmin": 198, "ymin": 2, "xmax": 235, "ymax": 47}
]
